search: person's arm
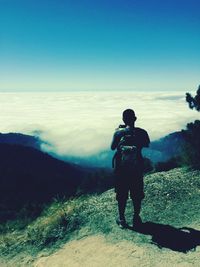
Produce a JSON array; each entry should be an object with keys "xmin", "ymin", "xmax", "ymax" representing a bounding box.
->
[
  {"xmin": 111, "ymin": 130, "xmax": 122, "ymax": 150},
  {"xmin": 142, "ymin": 130, "xmax": 150, "ymax": 148}
]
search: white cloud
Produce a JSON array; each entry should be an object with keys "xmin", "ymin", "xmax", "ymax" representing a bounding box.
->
[{"xmin": 0, "ymin": 91, "xmax": 198, "ymax": 157}]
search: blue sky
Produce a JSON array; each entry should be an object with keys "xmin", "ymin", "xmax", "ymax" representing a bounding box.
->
[{"xmin": 0, "ymin": 0, "xmax": 200, "ymax": 91}]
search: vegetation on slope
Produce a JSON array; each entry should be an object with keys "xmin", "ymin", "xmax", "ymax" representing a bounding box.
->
[
  {"xmin": 0, "ymin": 143, "xmax": 84, "ymax": 215},
  {"xmin": 1, "ymin": 167, "xmax": 200, "ymax": 265}
]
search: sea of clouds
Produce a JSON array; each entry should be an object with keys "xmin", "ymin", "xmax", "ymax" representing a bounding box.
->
[{"xmin": 0, "ymin": 91, "xmax": 198, "ymax": 158}]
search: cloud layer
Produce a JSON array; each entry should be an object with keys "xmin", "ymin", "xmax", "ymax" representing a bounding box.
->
[{"xmin": 0, "ymin": 91, "xmax": 198, "ymax": 157}]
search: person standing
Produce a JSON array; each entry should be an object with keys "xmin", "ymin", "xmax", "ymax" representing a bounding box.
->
[{"xmin": 111, "ymin": 109, "xmax": 150, "ymax": 228}]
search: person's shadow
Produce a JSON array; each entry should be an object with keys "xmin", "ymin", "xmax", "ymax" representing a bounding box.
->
[{"xmin": 129, "ymin": 222, "xmax": 200, "ymax": 253}]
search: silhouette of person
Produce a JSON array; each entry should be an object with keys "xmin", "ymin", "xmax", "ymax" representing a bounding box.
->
[{"xmin": 111, "ymin": 109, "xmax": 150, "ymax": 228}]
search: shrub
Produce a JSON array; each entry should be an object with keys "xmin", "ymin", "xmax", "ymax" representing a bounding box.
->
[
  {"xmin": 155, "ymin": 157, "xmax": 181, "ymax": 172},
  {"xmin": 181, "ymin": 120, "xmax": 200, "ymax": 169}
]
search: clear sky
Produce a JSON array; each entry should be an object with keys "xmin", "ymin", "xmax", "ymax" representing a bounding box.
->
[{"xmin": 0, "ymin": 0, "xmax": 199, "ymax": 91}]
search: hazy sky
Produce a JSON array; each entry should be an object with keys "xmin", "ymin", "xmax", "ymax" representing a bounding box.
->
[{"xmin": 0, "ymin": 0, "xmax": 200, "ymax": 91}]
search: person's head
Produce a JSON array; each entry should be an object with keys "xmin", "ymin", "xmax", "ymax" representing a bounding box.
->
[{"xmin": 122, "ymin": 109, "xmax": 137, "ymax": 126}]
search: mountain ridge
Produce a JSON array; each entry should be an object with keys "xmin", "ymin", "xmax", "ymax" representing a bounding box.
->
[{"xmin": 0, "ymin": 130, "xmax": 185, "ymax": 168}]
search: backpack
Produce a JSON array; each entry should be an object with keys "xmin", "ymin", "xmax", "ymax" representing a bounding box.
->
[{"xmin": 118, "ymin": 131, "xmax": 138, "ymax": 167}]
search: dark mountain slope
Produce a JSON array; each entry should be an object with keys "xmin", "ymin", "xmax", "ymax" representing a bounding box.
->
[
  {"xmin": 0, "ymin": 144, "xmax": 84, "ymax": 212},
  {"xmin": 0, "ymin": 132, "xmax": 42, "ymax": 150},
  {"xmin": 144, "ymin": 131, "xmax": 185, "ymax": 162}
]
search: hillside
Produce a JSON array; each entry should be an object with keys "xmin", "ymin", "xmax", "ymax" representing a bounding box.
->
[
  {"xmin": 0, "ymin": 132, "xmax": 42, "ymax": 150},
  {"xmin": 0, "ymin": 143, "xmax": 85, "ymax": 219},
  {"xmin": 144, "ymin": 131, "xmax": 184, "ymax": 163},
  {"xmin": 1, "ymin": 167, "xmax": 200, "ymax": 266}
]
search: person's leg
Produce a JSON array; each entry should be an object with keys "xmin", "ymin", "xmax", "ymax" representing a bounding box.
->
[
  {"xmin": 117, "ymin": 198, "xmax": 127, "ymax": 220},
  {"xmin": 132, "ymin": 198, "xmax": 142, "ymax": 227},
  {"xmin": 115, "ymin": 182, "xmax": 128, "ymax": 227},
  {"xmin": 114, "ymin": 168, "xmax": 129, "ymax": 228},
  {"xmin": 130, "ymin": 176, "xmax": 144, "ymax": 226},
  {"xmin": 133, "ymin": 198, "xmax": 142, "ymax": 218},
  {"xmin": 116, "ymin": 197, "xmax": 128, "ymax": 228}
]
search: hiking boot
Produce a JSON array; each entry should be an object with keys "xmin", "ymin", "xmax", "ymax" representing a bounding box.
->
[
  {"xmin": 132, "ymin": 215, "xmax": 142, "ymax": 228},
  {"xmin": 116, "ymin": 218, "xmax": 127, "ymax": 229}
]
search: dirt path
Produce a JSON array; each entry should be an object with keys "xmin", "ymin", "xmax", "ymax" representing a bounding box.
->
[
  {"xmin": 0, "ymin": 259, "xmax": 8, "ymax": 267},
  {"xmin": 34, "ymin": 234, "xmax": 200, "ymax": 267}
]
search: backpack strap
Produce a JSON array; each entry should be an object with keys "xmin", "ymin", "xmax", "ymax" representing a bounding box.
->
[{"xmin": 112, "ymin": 152, "xmax": 117, "ymax": 168}]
